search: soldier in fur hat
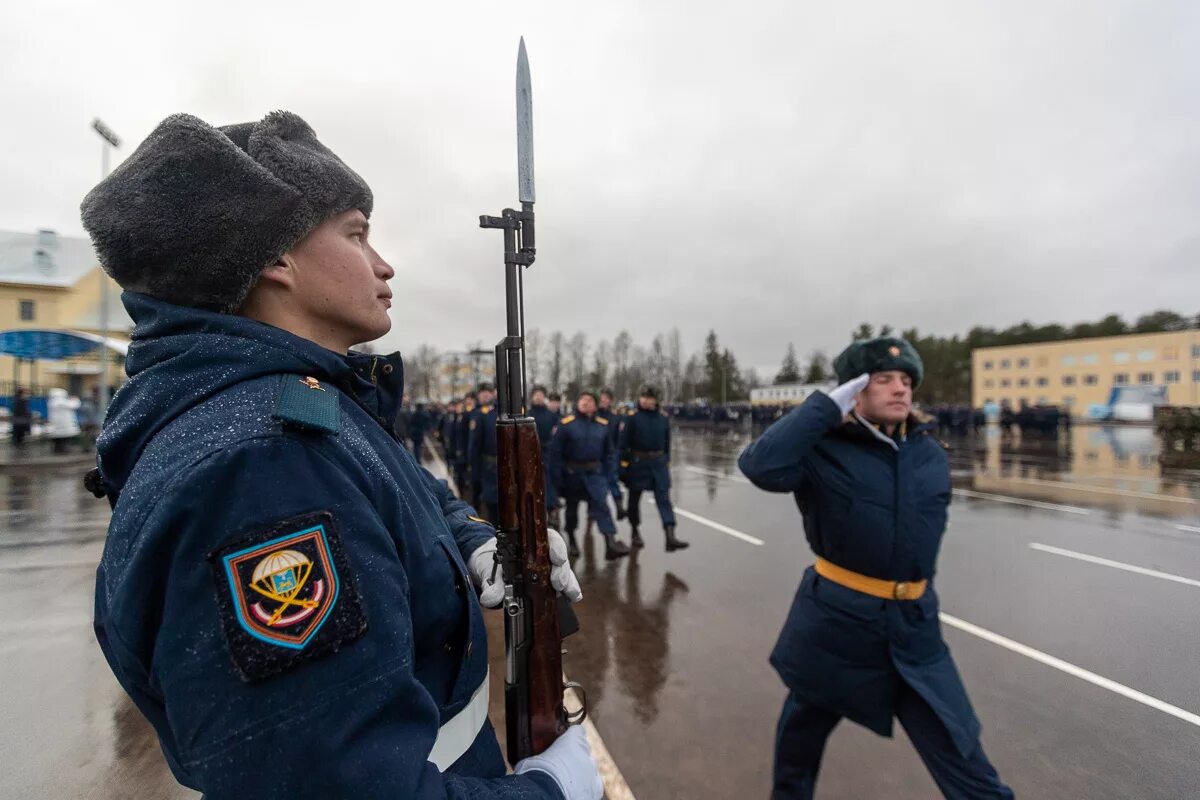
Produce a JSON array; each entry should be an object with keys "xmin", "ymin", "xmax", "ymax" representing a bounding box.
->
[
  {"xmin": 739, "ymin": 337, "xmax": 1012, "ymax": 800},
  {"xmin": 84, "ymin": 111, "xmax": 600, "ymax": 799}
]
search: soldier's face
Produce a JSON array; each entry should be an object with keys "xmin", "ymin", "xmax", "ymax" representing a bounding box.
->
[
  {"xmin": 577, "ymin": 395, "xmax": 596, "ymax": 415},
  {"xmin": 531, "ymin": 390, "xmax": 546, "ymax": 406},
  {"xmin": 276, "ymin": 209, "xmax": 394, "ymax": 350},
  {"xmin": 478, "ymin": 390, "xmax": 495, "ymax": 406},
  {"xmin": 548, "ymin": 399, "xmax": 561, "ymax": 412},
  {"xmin": 599, "ymin": 394, "xmax": 612, "ymax": 409},
  {"xmin": 638, "ymin": 396, "xmax": 657, "ymax": 410},
  {"xmin": 855, "ymin": 370, "xmax": 912, "ymax": 424}
]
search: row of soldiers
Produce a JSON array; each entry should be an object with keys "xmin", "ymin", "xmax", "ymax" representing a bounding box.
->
[{"xmin": 430, "ymin": 384, "xmax": 689, "ymax": 562}]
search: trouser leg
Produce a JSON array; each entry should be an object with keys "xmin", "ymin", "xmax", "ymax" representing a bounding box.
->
[
  {"xmin": 653, "ymin": 482, "xmax": 676, "ymax": 527},
  {"xmin": 773, "ymin": 692, "xmax": 841, "ymax": 800},
  {"xmin": 895, "ymin": 683, "xmax": 1013, "ymax": 800}
]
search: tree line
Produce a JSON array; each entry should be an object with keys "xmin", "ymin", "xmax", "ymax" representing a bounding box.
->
[{"xmin": 398, "ymin": 310, "xmax": 1197, "ymax": 406}]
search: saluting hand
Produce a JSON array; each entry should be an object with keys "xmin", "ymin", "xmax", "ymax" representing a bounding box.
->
[{"xmin": 825, "ymin": 373, "xmax": 871, "ymax": 416}]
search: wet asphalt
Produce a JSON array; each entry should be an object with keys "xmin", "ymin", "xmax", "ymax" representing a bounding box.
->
[{"xmin": 3, "ymin": 424, "xmax": 1200, "ymax": 799}]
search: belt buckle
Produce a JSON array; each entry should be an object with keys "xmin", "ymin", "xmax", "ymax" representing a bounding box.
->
[{"xmin": 893, "ymin": 581, "xmax": 913, "ymax": 600}]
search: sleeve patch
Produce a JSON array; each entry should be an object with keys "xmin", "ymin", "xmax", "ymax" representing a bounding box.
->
[{"xmin": 208, "ymin": 510, "xmax": 367, "ymax": 682}]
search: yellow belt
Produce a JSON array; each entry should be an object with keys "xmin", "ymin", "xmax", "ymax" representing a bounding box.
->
[{"xmin": 814, "ymin": 557, "xmax": 927, "ymax": 601}]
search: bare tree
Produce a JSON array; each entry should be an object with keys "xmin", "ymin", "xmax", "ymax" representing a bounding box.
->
[
  {"xmin": 411, "ymin": 344, "xmax": 442, "ymax": 401},
  {"xmin": 667, "ymin": 328, "xmax": 684, "ymax": 403},
  {"xmin": 589, "ymin": 339, "xmax": 612, "ymax": 389},
  {"xmin": 549, "ymin": 331, "xmax": 565, "ymax": 392},
  {"xmin": 612, "ymin": 330, "xmax": 633, "ymax": 399},
  {"xmin": 525, "ymin": 327, "xmax": 543, "ymax": 387},
  {"xmin": 566, "ymin": 332, "xmax": 588, "ymax": 395}
]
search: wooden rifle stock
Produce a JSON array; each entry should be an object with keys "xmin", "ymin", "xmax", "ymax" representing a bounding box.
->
[{"xmin": 496, "ymin": 418, "xmax": 566, "ymax": 761}]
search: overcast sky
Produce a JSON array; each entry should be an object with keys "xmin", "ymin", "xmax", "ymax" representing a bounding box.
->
[{"xmin": 2, "ymin": 1, "xmax": 1198, "ymax": 374}]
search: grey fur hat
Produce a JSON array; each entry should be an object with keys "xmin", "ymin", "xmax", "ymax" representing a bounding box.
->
[{"xmin": 80, "ymin": 111, "xmax": 373, "ymax": 313}]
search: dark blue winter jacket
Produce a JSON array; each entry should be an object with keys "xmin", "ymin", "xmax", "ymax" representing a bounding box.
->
[{"xmin": 92, "ymin": 293, "xmax": 561, "ymax": 799}]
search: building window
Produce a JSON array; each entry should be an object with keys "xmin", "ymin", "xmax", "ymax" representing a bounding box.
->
[
  {"xmin": 983, "ymin": 361, "xmax": 993, "ymax": 370},
  {"xmin": 1113, "ymin": 351, "xmax": 1130, "ymax": 364},
  {"xmin": 1084, "ymin": 375, "xmax": 1098, "ymax": 385},
  {"xmin": 1193, "ymin": 345, "xmax": 1200, "ymax": 358},
  {"xmin": 1017, "ymin": 358, "xmax": 1029, "ymax": 368},
  {"xmin": 1061, "ymin": 355, "xmax": 1077, "ymax": 367},
  {"xmin": 1064, "ymin": 396, "xmax": 1075, "ymax": 407},
  {"xmin": 983, "ymin": 379, "xmax": 994, "ymax": 389},
  {"xmin": 1114, "ymin": 373, "xmax": 1129, "ymax": 385},
  {"xmin": 1000, "ymin": 359, "xmax": 1011, "ymax": 369},
  {"xmin": 1037, "ymin": 396, "xmax": 1049, "ymax": 405},
  {"xmin": 984, "ymin": 397, "xmax": 993, "ymax": 405},
  {"xmin": 1164, "ymin": 371, "xmax": 1180, "ymax": 384},
  {"xmin": 1137, "ymin": 349, "xmax": 1155, "ymax": 362},
  {"xmin": 1000, "ymin": 379, "xmax": 1011, "ymax": 388},
  {"xmin": 1193, "ymin": 370, "xmax": 1200, "ymax": 383},
  {"xmin": 1036, "ymin": 377, "xmax": 1048, "ymax": 387},
  {"xmin": 19, "ymin": 300, "xmax": 34, "ymax": 321},
  {"xmin": 1083, "ymin": 354, "xmax": 1099, "ymax": 365},
  {"xmin": 1063, "ymin": 375, "xmax": 1076, "ymax": 386},
  {"xmin": 1018, "ymin": 378, "xmax": 1029, "ymax": 387},
  {"xmin": 1138, "ymin": 372, "xmax": 1154, "ymax": 384},
  {"xmin": 1163, "ymin": 347, "xmax": 1179, "ymax": 360}
]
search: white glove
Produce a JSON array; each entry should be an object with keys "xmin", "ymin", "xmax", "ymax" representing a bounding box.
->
[
  {"xmin": 467, "ymin": 538, "xmax": 505, "ymax": 608},
  {"xmin": 546, "ymin": 528, "xmax": 583, "ymax": 602},
  {"xmin": 514, "ymin": 725, "xmax": 603, "ymax": 800},
  {"xmin": 824, "ymin": 373, "xmax": 870, "ymax": 416},
  {"xmin": 467, "ymin": 529, "xmax": 583, "ymax": 609}
]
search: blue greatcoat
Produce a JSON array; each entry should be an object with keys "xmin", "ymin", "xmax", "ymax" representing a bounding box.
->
[
  {"xmin": 92, "ymin": 293, "xmax": 562, "ymax": 800},
  {"xmin": 468, "ymin": 404, "xmax": 499, "ymax": 505},
  {"xmin": 547, "ymin": 413, "xmax": 617, "ymax": 535},
  {"xmin": 737, "ymin": 392, "xmax": 982, "ymax": 758},
  {"xmin": 595, "ymin": 407, "xmax": 622, "ymax": 498},
  {"xmin": 617, "ymin": 408, "xmax": 671, "ymax": 492}
]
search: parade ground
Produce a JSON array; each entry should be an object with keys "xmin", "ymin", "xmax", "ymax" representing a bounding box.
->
[{"xmin": 3, "ymin": 425, "xmax": 1199, "ymax": 798}]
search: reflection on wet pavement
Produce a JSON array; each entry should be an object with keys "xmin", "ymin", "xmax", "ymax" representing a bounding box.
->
[{"xmin": 6, "ymin": 422, "xmax": 1198, "ymax": 798}]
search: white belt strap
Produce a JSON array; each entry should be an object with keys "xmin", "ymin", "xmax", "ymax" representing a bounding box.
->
[{"xmin": 430, "ymin": 669, "xmax": 491, "ymax": 772}]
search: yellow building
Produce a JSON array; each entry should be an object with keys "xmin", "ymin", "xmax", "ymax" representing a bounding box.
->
[
  {"xmin": 972, "ymin": 330, "xmax": 1200, "ymax": 412},
  {"xmin": 0, "ymin": 228, "xmax": 129, "ymax": 400}
]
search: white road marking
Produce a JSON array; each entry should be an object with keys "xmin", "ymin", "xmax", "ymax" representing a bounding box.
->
[
  {"xmin": 952, "ymin": 488, "xmax": 1090, "ymax": 515},
  {"xmin": 674, "ymin": 507, "xmax": 765, "ymax": 546},
  {"xmin": 1028, "ymin": 543, "xmax": 1200, "ymax": 589},
  {"xmin": 684, "ymin": 465, "xmax": 752, "ymax": 484},
  {"xmin": 939, "ymin": 613, "xmax": 1200, "ymax": 729},
  {"xmin": 1175, "ymin": 524, "xmax": 1200, "ymax": 534}
]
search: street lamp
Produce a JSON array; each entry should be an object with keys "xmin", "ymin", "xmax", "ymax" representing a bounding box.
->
[{"xmin": 91, "ymin": 118, "xmax": 120, "ymax": 415}]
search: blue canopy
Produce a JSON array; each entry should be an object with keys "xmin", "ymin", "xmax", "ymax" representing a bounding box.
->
[{"xmin": 0, "ymin": 329, "xmax": 128, "ymax": 361}]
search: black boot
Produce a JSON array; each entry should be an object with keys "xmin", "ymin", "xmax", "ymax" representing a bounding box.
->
[
  {"xmin": 665, "ymin": 525, "xmax": 689, "ymax": 552},
  {"xmin": 566, "ymin": 531, "xmax": 580, "ymax": 560},
  {"xmin": 604, "ymin": 533, "xmax": 631, "ymax": 560},
  {"xmin": 630, "ymin": 525, "xmax": 645, "ymax": 549}
]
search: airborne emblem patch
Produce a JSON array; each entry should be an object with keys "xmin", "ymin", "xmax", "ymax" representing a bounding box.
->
[{"xmin": 209, "ymin": 510, "xmax": 367, "ymax": 682}]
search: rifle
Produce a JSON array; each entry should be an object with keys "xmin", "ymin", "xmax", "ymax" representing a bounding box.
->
[{"xmin": 480, "ymin": 38, "xmax": 586, "ymax": 763}]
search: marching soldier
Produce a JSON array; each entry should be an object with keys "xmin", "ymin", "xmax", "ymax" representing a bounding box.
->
[
  {"xmin": 453, "ymin": 392, "xmax": 476, "ymax": 502},
  {"xmin": 528, "ymin": 385, "xmax": 561, "ymax": 526},
  {"xmin": 549, "ymin": 391, "xmax": 631, "ymax": 561},
  {"xmin": 467, "ymin": 382, "xmax": 499, "ymax": 522},
  {"xmin": 596, "ymin": 389, "xmax": 627, "ymax": 521},
  {"xmin": 82, "ymin": 111, "xmax": 599, "ymax": 799},
  {"xmin": 618, "ymin": 386, "xmax": 688, "ymax": 552},
  {"xmin": 738, "ymin": 337, "xmax": 1012, "ymax": 800},
  {"xmin": 440, "ymin": 398, "xmax": 460, "ymax": 467}
]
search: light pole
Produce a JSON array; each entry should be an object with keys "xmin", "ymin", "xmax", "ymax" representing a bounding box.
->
[{"xmin": 91, "ymin": 119, "xmax": 121, "ymax": 415}]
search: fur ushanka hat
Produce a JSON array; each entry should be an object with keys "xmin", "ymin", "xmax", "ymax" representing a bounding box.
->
[
  {"xmin": 80, "ymin": 111, "xmax": 372, "ymax": 313},
  {"xmin": 833, "ymin": 337, "xmax": 925, "ymax": 388}
]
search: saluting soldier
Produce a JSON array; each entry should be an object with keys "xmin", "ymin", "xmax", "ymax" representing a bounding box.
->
[
  {"xmin": 528, "ymin": 384, "xmax": 561, "ymax": 527},
  {"xmin": 738, "ymin": 337, "xmax": 1012, "ymax": 800},
  {"xmin": 618, "ymin": 386, "xmax": 688, "ymax": 552},
  {"xmin": 467, "ymin": 382, "xmax": 499, "ymax": 523},
  {"xmin": 82, "ymin": 111, "xmax": 599, "ymax": 799},
  {"xmin": 549, "ymin": 391, "xmax": 631, "ymax": 561}
]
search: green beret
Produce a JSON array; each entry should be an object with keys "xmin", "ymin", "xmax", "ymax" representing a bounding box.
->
[{"xmin": 833, "ymin": 337, "xmax": 924, "ymax": 388}]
